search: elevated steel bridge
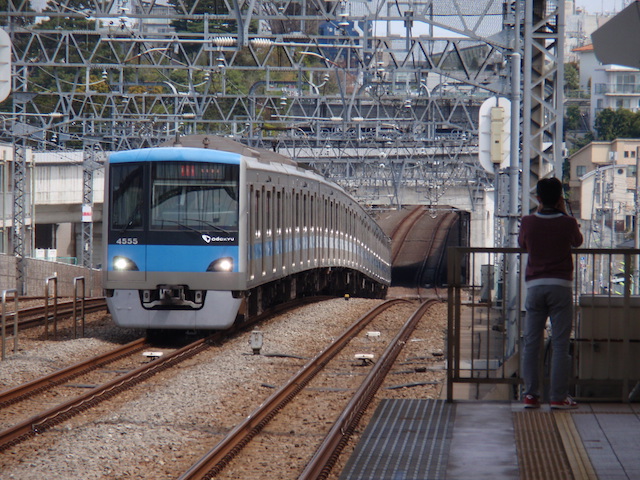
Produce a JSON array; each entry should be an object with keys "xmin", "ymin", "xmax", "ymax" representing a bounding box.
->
[{"xmin": 0, "ymin": 0, "xmax": 564, "ymax": 292}]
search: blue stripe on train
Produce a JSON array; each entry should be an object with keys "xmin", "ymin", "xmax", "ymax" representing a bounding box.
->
[{"xmin": 107, "ymin": 244, "xmax": 239, "ymax": 272}]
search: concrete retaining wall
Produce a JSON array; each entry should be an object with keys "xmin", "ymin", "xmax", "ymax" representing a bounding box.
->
[{"xmin": 0, "ymin": 254, "xmax": 103, "ymax": 297}]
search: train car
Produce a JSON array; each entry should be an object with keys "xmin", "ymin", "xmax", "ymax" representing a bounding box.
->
[{"xmin": 103, "ymin": 135, "xmax": 390, "ymax": 330}]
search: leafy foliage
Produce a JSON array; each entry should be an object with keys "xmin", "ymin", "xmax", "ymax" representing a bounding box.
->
[
  {"xmin": 564, "ymin": 104, "xmax": 582, "ymax": 131},
  {"xmin": 565, "ymin": 62, "xmax": 579, "ymax": 92},
  {"xmin": 594, "ymin": 108, "xmax": 640, "ymax": 140}
]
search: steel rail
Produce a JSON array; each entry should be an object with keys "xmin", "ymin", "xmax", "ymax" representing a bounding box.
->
[
  {"xmin": 0, "ymin": 337, "xmax": 147, "ymax": 408},
  {"xmin": 415, "ymin": 211, "xmax": 457, "ymax": 300},
  {"xmin": 299, "ymin": 299, "xmax": 438, "ymax": 480},
  {"xmin": 16, "ymin": 297, "xmax": 107, "ymax": 329},
  {"xmin": 0, "ymin": 333, "xmax": 222, "ymax": 452},
  {"xmin": 0, "ymin": 295, "xmax": 333, "ymax": 452},
  {"xmin": 178, "ymin": 298, "xmax": 408, "ymax": 480},
  {"xmin": 389, "ymin": 206, "xmax": 428, "ymax": 265}
]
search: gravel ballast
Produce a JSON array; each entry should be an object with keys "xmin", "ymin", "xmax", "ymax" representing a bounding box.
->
[{"xmin": 0, "ymin": 297, "xmax": 447, "ymax": 479}]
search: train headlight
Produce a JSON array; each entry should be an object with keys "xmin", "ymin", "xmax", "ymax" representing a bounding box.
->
[
  {"xmin": 113, "ymin": 256, "xmax": 139, "ymax": 271},
  {"xmin": 207, "ymin": 257, "xmax": 234, "ymax": 272}
]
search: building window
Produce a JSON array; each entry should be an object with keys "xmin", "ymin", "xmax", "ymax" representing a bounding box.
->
[
  {"xmin": 576, "ymin": 165, "xmax": 587, "ymax": 177},
  {"xmin": 624, "ymin": 151, "xmax": 630, "ymax": 158},
  {"xmin": 628, "ymin": 165, "xmax": 637, "ymax": 177}
]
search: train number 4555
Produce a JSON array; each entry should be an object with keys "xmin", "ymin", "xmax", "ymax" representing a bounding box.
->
[{"xmin": 115, "ymin": 237, "xmax": 139, "ymax": 245}]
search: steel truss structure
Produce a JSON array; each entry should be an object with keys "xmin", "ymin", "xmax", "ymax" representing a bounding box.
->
[{"xmin": 1, "ymin": 0, "xmax": 563, "ymax": 287}]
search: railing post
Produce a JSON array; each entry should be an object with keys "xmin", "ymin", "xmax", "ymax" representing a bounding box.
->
[
  {"xmin": 44, "ymin": 275, "xmax": 58, "ymax": 339},
  {"xmin": 446, "ymin": 246, "xmax": 460, "ymax": 402},
  {"xmin": 622, "ymin": 252, "xmax": 632, "ymax": 401},
  {"xmin": 1, "ymin": 289, "xmax": 18, "ymax": 361},
  {"xmin": 73, "ymin": 276, "xmax": 86, "ymax": 338}
]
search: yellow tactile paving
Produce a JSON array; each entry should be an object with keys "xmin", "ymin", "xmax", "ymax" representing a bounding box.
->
[
  {"xmin": 553, "ymin": 411, "xmax": 598, "ymax": 480},
  {"xmin": 513, "ymin": 411, "xmax": 573, "ymax": 480}
]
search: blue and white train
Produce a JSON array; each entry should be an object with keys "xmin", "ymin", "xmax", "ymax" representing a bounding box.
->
[{"xmin": 103, "ymin": 135, "xmax": 391, "ymax": 330}]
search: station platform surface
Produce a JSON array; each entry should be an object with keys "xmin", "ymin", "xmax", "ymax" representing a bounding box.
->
[{"xmin": 339, "ymin": 399, "xmax": 640, "ymax": 480}]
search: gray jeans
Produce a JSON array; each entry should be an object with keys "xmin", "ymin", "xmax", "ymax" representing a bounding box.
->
[{"xmin": 522, "ymin": 285, "xmax": 574, "ymax": 402}]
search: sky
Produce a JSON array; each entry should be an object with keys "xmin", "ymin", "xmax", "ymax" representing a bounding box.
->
[{"xmin": 575, "ymin": 0, "xmax": 631, "ymax": 14}]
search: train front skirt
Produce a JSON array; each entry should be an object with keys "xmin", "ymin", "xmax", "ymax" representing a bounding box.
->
[{"xmin": 107, "ymin": 289, "xmax": 242, "ymax": 329}]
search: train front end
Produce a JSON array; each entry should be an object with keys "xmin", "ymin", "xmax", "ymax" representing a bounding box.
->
[{"xmin": 103, "ymin": 147, "xmax": 245, "ymax": 330}]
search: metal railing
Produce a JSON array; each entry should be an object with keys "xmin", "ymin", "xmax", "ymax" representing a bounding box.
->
[
  {"xmin": 1, "ymin": 289, "xmax": 18, "ymax": 360},
  {"xmin": 73, "ymin": 276, "xmax": 85, "ymax": 338},
  {"xmin": 44, "ymin": 275, "xmax": 58, "ymax": 339},
  {"xmin": 446, "ymin": 247, "xmax": 640, "ymax": 403}
]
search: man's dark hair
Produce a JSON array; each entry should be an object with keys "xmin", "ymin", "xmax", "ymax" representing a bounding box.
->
[{"xmin": 536, "ymin": 177, "xmax": 563, "ymax": 207}]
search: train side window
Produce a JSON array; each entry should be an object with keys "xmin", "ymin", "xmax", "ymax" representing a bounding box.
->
[
  {"xmin": 255, "ymin": 189, "xmax": 262, "ymax": 239},
  {"xmin": 324, "ymin": 198, "xmax": 329, "ymax": 233},
  {"xmin": 295, "ymin": 192, "xmax": 300, "ymax": 232},
  {"xmin": 276, "ymin": 190, "xmax": 282, "ymax": 235},
  {"xmin": 266, "ymin": 188, "xmax": 272, "ymax": 237}
]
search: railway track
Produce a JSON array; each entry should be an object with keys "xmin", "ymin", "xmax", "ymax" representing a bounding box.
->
[
  {"xmin": 0, "ymin": 296, "xmax": 329, "ymax": 453},
  {"xmin": 388, "ymin": 206, "xmax": 458, "ymax": 300},
  {"xmin": 415, "ymin": 211, "xmax": 459, "ymax": 299},
  {"xmin": 2, "ymin": 297, "xmax": 108, "ymax": 331},
  {"xmin": 179, "ymin": 298, "xmax": 438, "ymax": 480},
  {"xmin": 0, "ymin": 336, "xmax": 193, "ymax": 452},
  {"xmin": 0, "ymin": 337, "xmax": 148, "ymax": 410},
  {"xmin": 389, "ymin": 205, "xmax": 427, "ymax": 265}
]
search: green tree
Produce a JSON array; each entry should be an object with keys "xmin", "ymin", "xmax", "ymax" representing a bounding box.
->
[
  {"xmin": 565, "ymin": 104, "xmax": 582, "ymax": 131},
  {"xmin": 565, "ymin": 62, "xmax": 579, "ymax": 93},
  {"xmin": 594, "ymin": 108, "xmax": 637, "ymax": 140}
]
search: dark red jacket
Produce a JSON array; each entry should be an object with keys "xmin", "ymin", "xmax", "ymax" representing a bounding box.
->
[{"xmin": 518, "ymin": 211, "xmax": 583, "ymax": 286}]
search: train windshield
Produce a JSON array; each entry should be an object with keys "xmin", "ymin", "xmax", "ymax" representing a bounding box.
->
[
  {"xmin": 150, "ymin": 162, "xmax": 239, "ymax": 232},
  {"xmin": 110, "ymin": 163, "xmax": 144, "ymax": 231}
]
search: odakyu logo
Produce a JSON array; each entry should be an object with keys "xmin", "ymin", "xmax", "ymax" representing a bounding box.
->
[{"xmin": 202, "ymin": 234, "xmax": 235, "ymax": 243}]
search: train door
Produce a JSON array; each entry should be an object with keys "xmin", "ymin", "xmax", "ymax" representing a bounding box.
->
[
  {"xmin": 265, "ymin": 187, "xmax": 273, "ymax": 277},
  {"xmin": 351, "ymin": 210, "xmax": 356, "ymax": 267},
  {"xmin": 256, "ymin": 187, "xmax": 263, "ymax": 278},
  {"xmin": 285, "ymin": 189, "xmax": 292, "ymax": 272},
  {"xmin": 276, "ymin": 189, "xmax": 282, "ymax": 276},
  {"xmin": 328, "ymin": 199, "xmax": 333, "ymax": 263},
  {"xmin": 339, "ymin": 202, "xmax": 345, "ymax": 265},
  {"xmin": 310, "ymin": 194, "xmax": 316, "ymax": 267},
  {"xmin": 323, "ymin": 197, "xmax": 328, "ymax": 264},
  {"xmin": 332, "ymin": 202, "xmax": 340, "ymax": 264},
  {"xmin": 327, "ymin": 196, "xmax": 332, "ymax": 264},
  {"xmin": 249, "ymin": 185, "xmax": 255, "ymax": 281},
  {"xmin": 348, "ymin": 209, "xmax": 352, "ymax": 265},
  {"xmin": 302, "ymin": 193, "xmax": 309, "ymax": 267},
  {"xmin": 293, "ymin": 192, "xmax": 302, "ymax": 270}
]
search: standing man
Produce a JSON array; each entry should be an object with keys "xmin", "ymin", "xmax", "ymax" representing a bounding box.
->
[{"xmin": 518, "ymin": 177, "xmax": 583, "ymax": 409}]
